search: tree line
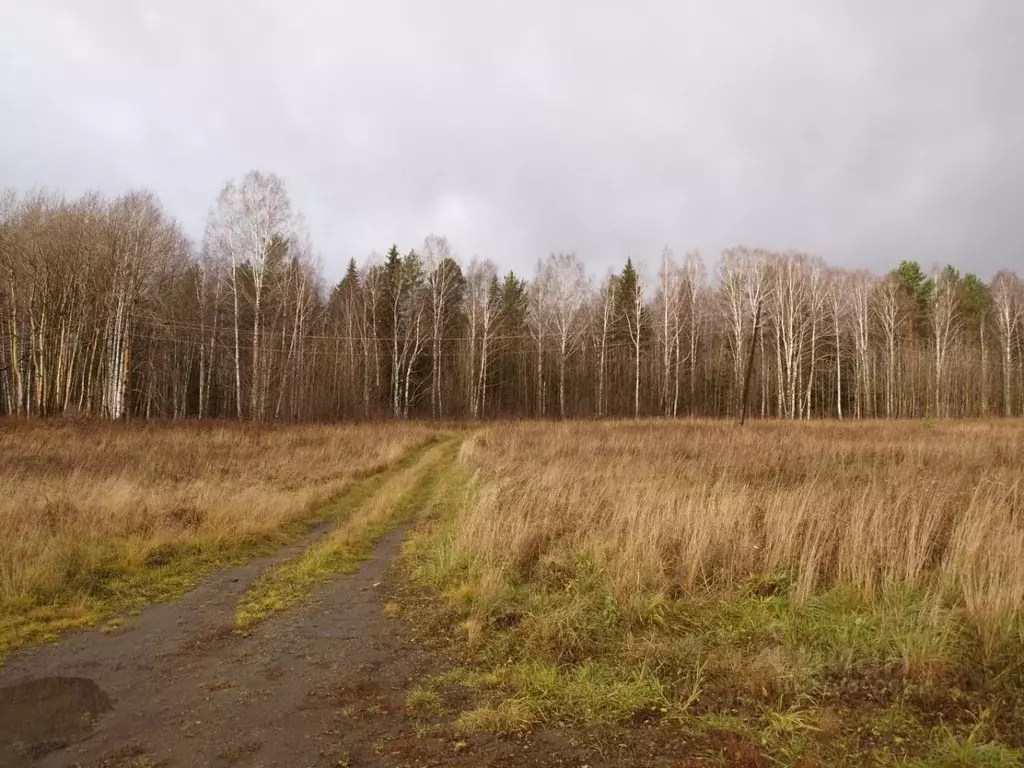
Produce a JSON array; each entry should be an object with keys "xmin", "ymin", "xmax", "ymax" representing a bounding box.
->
[{"xmin": 2, "ymin": 172, "xmax": 1022, "ymax": 421}]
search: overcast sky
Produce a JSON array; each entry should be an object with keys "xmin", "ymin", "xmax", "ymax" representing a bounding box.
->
[{"xmin": 2, "ymin": 1, "xmax": 1021, "ymax": 282}]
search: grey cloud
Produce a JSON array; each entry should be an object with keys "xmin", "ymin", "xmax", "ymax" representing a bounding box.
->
[{"xmin": 2, "ymin": 1, "xmax": 1021, "ymax": 282}]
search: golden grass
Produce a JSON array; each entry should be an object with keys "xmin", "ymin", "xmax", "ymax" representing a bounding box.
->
[
  {"xmin": 456, "ymin": 420, "xmax": 1024, "ymax": 640},
  {"xmin": 0, "ymin": 420, "xmax": 437, "ymax": 654},
  {"xmin": 399, "ymin": 419, "xmax": 1024, "ymax": 761}
]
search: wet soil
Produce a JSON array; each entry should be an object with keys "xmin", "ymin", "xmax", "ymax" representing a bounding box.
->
[
  {"xmin": 0, "ymin": 677, "xmax": 111, "ymax": 757},
  {"xmin": 0, "ymin": 521, "xmax": 429, "ymax": 767}
]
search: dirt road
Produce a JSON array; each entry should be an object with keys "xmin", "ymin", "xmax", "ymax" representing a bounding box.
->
[{"xmin": 0, "ymin": 437, "xmax": 467, "ymax": 768}]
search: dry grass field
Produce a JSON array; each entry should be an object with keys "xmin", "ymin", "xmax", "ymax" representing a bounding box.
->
[
  {"xmin": 403, "ymin": 420, "xmax": 1024, "ymax": 766},
  {"xmin": 4, "ymin": 418, "xmax": 1024, "ymax": 766},
  {"xmin": 0, "ymin": 420, "xmax": 438, "ymax": 654}
]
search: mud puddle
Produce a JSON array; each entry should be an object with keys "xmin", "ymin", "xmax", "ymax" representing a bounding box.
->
[{"xmin": 0, "ymin": 677, "xmax": 110, "ymax": 764}]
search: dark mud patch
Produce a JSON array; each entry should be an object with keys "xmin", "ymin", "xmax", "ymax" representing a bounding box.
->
[
  {"xmin": 90, "ymin": 740, "xmax": 164, "ymax": 768},
  {"xmin": 701, "ymin": 729, "xmax": 772, "ymax": 767},
  {"xmin": 628, "ymin": 704, "xmax": 665, "ymax": 726},
  {"xmin": 176, "ymin": 622, "xmax": 239, "ymax": 658},
  {"xmin": 0, "ymin": 676, "xmax": 110, "ymax": 763}
]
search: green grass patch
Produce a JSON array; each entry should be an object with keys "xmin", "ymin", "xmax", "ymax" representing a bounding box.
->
[
  {"xmin": 404, "ymin": 686, "xmax": 443, "ymax": 715},
  {"xmin": 905, "ymin": 728, "xmax": 1024, "ymax": 768},
  {"xmin": 454, "ymin": 698, "xmax": 535, "ymax": 735},
  {"xmin": 448, "ymin": 659, "xmax": 669, "ymax": 725}
]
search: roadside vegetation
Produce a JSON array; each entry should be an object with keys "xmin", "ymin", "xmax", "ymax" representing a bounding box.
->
[
  {"xmin": 400, "ymin": 420, "xmax": 1024, "ymax": 766},
  {"xmin": 0, "ymin": 421, "xmax": 437, "ymax": 657}
]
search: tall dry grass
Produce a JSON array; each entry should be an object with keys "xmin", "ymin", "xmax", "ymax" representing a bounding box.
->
[
  {"xmin": 456, "ymin": 420, "xmax": 1024, "ymax": 640},
  {"xmin": 0, "ymin": 420, "xmax": 436, "ymax": 604}
]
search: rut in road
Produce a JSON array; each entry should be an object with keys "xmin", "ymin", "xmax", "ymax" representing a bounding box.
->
[{"xmin": 0, "ymin": 437, "xmax": 460, "ymax": 768}]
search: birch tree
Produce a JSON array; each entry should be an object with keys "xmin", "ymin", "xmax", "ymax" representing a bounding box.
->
[
  {"xmin": 680, "ymin": 251, "xmax": 706, "ymax": 417},
  {"xmin": 991, "ymin": 270, "xmax": 1023, "ymax": 417},
  {"xmin": 875, "ymin": 275, "xmax": 905, "ymax": 419},
  {"xmin": 594, "ymin": 274, "xmax": 616, "ymax": 417},
  {"xmin": 423, "ymin": 235, "xmax": 464, "ymax": 419},
  {"xmin": 526, "ymin": 259, "xmax": 551, "ymax": 417},
  {"xmin": 802, "ymin": 256, "xmax": 829, "ymax": 419},
  {"xmin": 767, "ymin": 251, "xmax": 808, "ymax": 419},
  {"xmin": 655, "ymin": 248, "xmax": 682, "ymax": 417},
  {"xmin": 547, "ymin": 252, "xmax": 589, "ymax": 418},
  {"xmin": 719, "ymin": 248, "xmax": 769, "ymax": 417},
  {"xmin": 401, "ymin": 270, "xmax": 428, "ymax": 419},
  {"xmin": 361, "ymin": 259, "xmax": 385, "ymax": 417},
  {"xmin": 929, "ymin": 265, "xmax": 962, "ymax": 417},
  {"xmin": 466, "ymin": 257, "xmax": 500, "ymax": 418},
  {"xmin": 619, "ymin": 258, "xmax": 644, "ymax": 418},
  {"xmin": 384, "ymin": 247, "xmax": 425, "ymax": 418},
  {"xmin": 962, "ymin": 274, "xmax": 990, "ymax": 415},
  {"xmin": 719, "ymin": 249, "xmax": 750, "ymax": 411},
  {"xmin": 827, "ymin": 270, "xmax": 851, "ymax": 419},
  {"xmin": 0, "ymin": 190, "xmax": 18, "ymax": 415},
  {"xmin": 101, "ymin": 192, "xmax": 183, "ymax": 419},
  {"xmin": 849, "ymin": 270, "xmax": 875, "ymax": 418},
  {"xmin": 204, "ymin": 171, "xmax": 294, "ymax": 420},
  {"xmin": 194, "ymin": 246, "xmax": 222, "ymax": 419}
]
